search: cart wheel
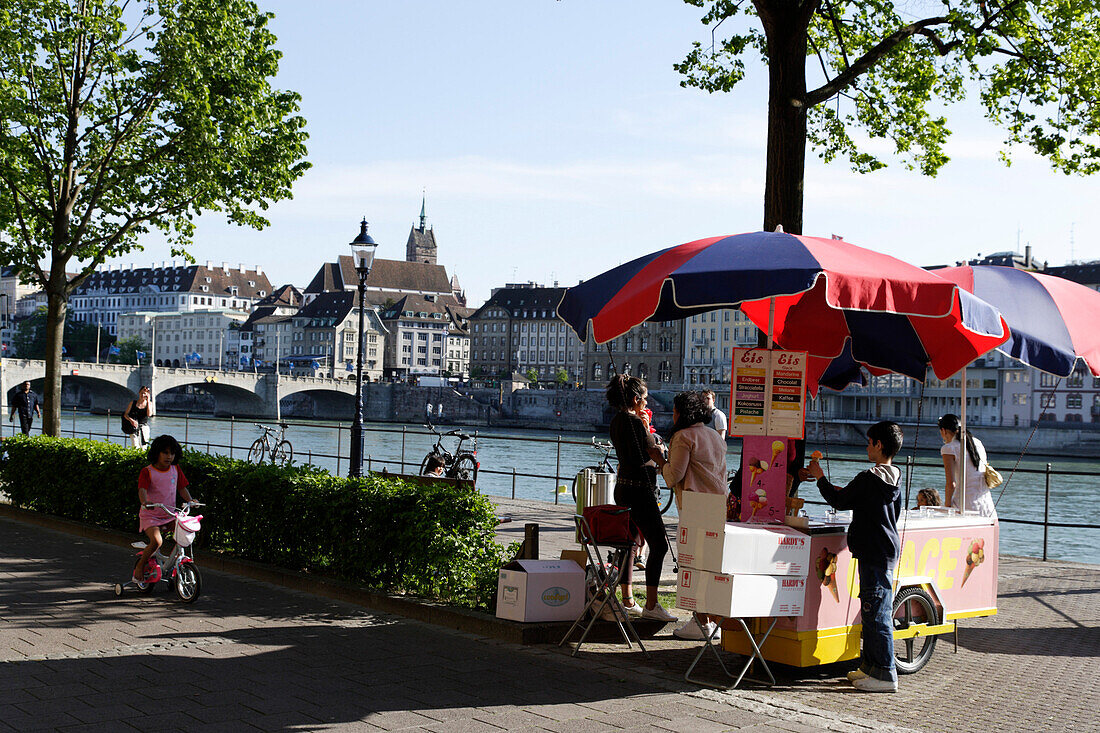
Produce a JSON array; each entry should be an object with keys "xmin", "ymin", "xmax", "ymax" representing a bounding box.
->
[
  {"xmin": 114, "ymin": 583, "xmax": 124, "ymax": 597},
  {"xmin": 175, "ymin": 563, "xmax": 201, "ymax": 603},
  {"xmin": 892, "ymin": 586, "xmax": 939, "ymax": 674}
]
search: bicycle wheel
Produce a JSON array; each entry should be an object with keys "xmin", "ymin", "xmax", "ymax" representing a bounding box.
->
[
  {"xmin": 892, "ymin": 587, "xmax": 939, "ymax": 674},
  {"xmin": 247, "ymin": 438, "xmax": 266, "ymax": 463},
  {"xmin": 656, "ymin": 480, "xmax": 675, "ymax": 515},
  {"xmin": 450, "ymin": 455, "xmax": 478, "ymax": 482},
  {"xmin": 272, "ymin": 440, "xmax": 293, "ymax": 466},
  {"xmin": 175, "ymin": 562, "xmax": 202, "ymax": 603}
]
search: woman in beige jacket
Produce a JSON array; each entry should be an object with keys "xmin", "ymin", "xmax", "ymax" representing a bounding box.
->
[{"xmin": 650, "ymin": 391, "xmax": 728, "ymax": 640}]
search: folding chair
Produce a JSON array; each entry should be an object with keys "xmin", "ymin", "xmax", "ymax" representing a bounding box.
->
[
  {"xmin": 684, "ymin": 616, "xmax": 777, "ymax": 689},
  {"xmin": 557, "ymin": 506, "xmax": 649, "ymax": 658}
]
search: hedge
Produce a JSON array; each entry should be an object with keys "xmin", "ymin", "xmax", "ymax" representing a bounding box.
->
[{"xmin": 2, "ymin": 436, "xmax": 510, "ymax": 608}]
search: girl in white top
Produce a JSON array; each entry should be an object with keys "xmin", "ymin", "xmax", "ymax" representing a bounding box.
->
[{"xmin": 937, "ymin": 414, "xmax": 996, "ymax": 517}]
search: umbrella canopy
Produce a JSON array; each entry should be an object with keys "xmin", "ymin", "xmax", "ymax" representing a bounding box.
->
[
  {"xmin": 934, "ymin": 265, "xmax": 1100, "ymax": 377},
  {"xmin": 558, "ymin": 231, "xmax": 1009, "ymax": 391}
]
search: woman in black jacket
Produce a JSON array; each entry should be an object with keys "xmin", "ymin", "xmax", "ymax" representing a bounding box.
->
[{"xmin": 605, "ymin": 375, "xmax": 675, "ymax": 622}]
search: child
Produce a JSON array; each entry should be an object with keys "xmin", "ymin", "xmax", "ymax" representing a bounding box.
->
[
  {"xmin": 915, "ymin": 487, "xmax": 942, "ymax": 509},
  {"xmin": 807, "ymin": 421, "xmax": 903, "ymax": 693},
  {"xmin": 134, "ymin": 435, "xmax": 194, "ymax": 587},
  {"xmin": 422, "ymin": 454, "xmax": 446, "ymax": 476}
]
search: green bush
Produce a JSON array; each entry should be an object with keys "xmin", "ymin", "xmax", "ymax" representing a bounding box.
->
[{"xmin": 2, "ymin": 436, "xmax": 510, "ymax": 608}]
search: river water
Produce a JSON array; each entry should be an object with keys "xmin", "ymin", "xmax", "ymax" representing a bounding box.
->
[{"xmin": 31, "ymin": 411, "xmax": 1100, "ymax": 565}]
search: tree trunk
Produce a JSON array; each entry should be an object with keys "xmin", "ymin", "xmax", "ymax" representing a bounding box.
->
[
  {"xmin": 758, "ymin": 2, "xmax": 814, "ymax": 235},
  {"xmin": 42, "ymin": 285, "xmax": 68, "ymax": 436}
]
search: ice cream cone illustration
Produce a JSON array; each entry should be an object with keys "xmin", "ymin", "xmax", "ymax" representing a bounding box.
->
[
  {"xmin": 747, "ymin": 457, "xmax": 768, "ymax": 483},
  {"xmin": 816, "ymin": 548, "xmax": 839, "ymax": 602},
  {"xmin": 961, "ymin": 538, "xmax": 986, "ymax": 587},
  {"xmin": 810, "ymin": 450, "xmax": 823, "ymax": 461},
  {"xmin": 771, "ymin": 440, "xmax": 785, "ymax": 465},
  {"xmin": 748, "ymin": 488, "xmax": 768, "ymax": 520}
]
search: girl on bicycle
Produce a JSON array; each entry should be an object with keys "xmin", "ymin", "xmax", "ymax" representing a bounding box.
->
[{"xmin": 134, "ymin": 434, "xmax": 194, "ymax": 586}]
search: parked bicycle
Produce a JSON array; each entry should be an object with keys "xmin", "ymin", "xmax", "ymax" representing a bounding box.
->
[
  {"xmin": 114, "ymin": 502, "xmax": 204, "ymax": 603},
  {"xmin": 248, "ymin": 422, "xmax": 293, "ymax": 465},
  {"xmin": 419, "ymin": 422, "xmax": 479, "ymax": 482},
  {"xmin": 571, "ymin": 438, "xmax": 675, "ymax": 514}
]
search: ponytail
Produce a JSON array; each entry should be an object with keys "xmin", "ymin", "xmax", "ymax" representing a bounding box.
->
[{"xmin": 938, "ymin": 413, "xmax": 981, "ymax": 468}]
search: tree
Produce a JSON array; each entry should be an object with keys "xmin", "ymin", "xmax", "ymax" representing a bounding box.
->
[
  {"xmin": 676, "ymin": 1, "xmax": 1100, "ymax": 234},
  {"xmin": 114, "ymin": 336, "xmax": 149, "ymax": 365},
  {"xmin": 555, "ymin": 367, "xmax": 569, "ymax": 386},
  {"xmin": 12, "ymin": 307, "xmax": 110, "ymax": 361},
  {"xmin": 525, "ymin": 368, "xmax": 540, "ymax": 384},
  {"xmin": 0, "ymin": 1, "xmax": 309, "ymax": 435}
]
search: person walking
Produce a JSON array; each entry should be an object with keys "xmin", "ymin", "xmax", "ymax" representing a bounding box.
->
[{"xmin": 9, "ymin": 381, "xmax": 41, "ymax": 435}]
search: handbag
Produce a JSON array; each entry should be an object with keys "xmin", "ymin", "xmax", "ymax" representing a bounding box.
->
[
  {"xmin": 984, "ymin": 463, "xmax": 1003, "ymax": 489},
  {"xmin": 120, "ymin": 414, "xmax": 136, "ymax": 435},
  {"xmin": 582, "ymin": 505, "xmax": 641, "ymax": 546}
]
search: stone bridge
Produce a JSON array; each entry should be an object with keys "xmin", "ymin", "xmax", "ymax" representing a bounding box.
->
[{"xmin": 0, "ymin": 359, "xmax": 358, "ymax": 418}]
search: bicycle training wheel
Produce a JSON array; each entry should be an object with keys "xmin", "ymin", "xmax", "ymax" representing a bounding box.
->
[
  {"xmin": 175, "ymin": 563, "xmax": 202, "ymax": 603},
  {"xmin": 450, "ymin": 455, "xmax": 478, "ymax": 483},
  {"xmin": 272, "ymin": 440, "xmax": 293, "ymax": 466},
  {"xmin": 892, "ymin": 586, "xmax": 939, "ymax": 674},
  {"xmin": 247, "ymin": 438, "xmax": 266, "ymax": 463}
]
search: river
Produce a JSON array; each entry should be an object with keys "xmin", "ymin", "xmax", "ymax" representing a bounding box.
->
[{"xmin": 29, "ymin": 411, "xmax": 1100, "ymax": 565}]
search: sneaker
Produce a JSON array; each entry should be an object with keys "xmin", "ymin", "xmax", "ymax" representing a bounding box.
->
[
  {"xmin": 131, "ymin": 576, "xmax": 147, "ymax": 590},
  {"xmin": 847, "ymin": 668, "xmax": 869, "ymax": 683},
  {"xmin": 641, "ymin": 602, "xmax": 677, "ymax": 622},
  {"xmin": 852, "ymin": 675, "xmax": 898, "ymax": 693},
  {"xmin": 620, "ymin": 601, "xmax": 644, "ymax": 617},
  {"xmin": 673, "ymin": 619, "xmax": 719, "ymax": 640}
]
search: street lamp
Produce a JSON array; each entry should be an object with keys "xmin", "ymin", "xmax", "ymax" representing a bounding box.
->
[{"xmin": 348, "ymin": 218, "xmax": 379, "ymax": 478}]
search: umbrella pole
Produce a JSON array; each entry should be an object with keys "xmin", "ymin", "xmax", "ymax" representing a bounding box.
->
[
  {"xmin": 959, "ymin": 366, "xmax": 967, "ymax": 513},
  {"xmin": 766, "ymin": 298, "xmax": 775, "ymax": 350}
]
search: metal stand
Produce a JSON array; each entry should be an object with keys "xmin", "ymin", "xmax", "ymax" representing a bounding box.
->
[
  {"xmin": 685, "ymin": 617, "xmax": 777, "ymax": 690},
  {"xmin": 558, "ymin": 515, "xmax": 649, "ymax": 658}
]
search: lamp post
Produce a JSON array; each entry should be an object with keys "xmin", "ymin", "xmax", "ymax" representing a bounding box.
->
[{"xmin": 348, "ymin": 218, "xmax": 379, "ymax": 478}]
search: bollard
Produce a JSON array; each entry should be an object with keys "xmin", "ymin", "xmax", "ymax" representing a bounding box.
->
[
  {"xmin": 106, "ymin": 409, "xmax": 111, "ymax": 442},
  {"xmin": 1043, "ymin": 462, "xmax": 1052, "ymax": 561},
  {"xmin": 72, "ymin": 406, "xmax": 77, "ymax": 437},
  {"xmin": 523, "ymin": 523, "xmax": 540, "ymax": 560},
  {"xmin": 308, "ymin": 449, "xmax": 312, "ymax": 466}
]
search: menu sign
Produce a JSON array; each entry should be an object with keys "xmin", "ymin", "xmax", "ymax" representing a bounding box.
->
[
  {"xmin": 730, "ymin": 348, "xmax": 807, "ymax": 439},
  {"xmin": 767, "ymin": 350, "xmax": 807, "ymax": 438},
  {"xmin": 730, "ymin": 348, "xmax": 768, "ymax": 435}
]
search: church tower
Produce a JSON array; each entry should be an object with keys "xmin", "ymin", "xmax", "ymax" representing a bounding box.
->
[{"xmin": 405, "ymin": 195, "xmax": 437, "ymax": 265}]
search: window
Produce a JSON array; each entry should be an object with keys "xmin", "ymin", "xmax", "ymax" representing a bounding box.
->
[
  {"xmin": 1040, "ymin": 373, "xmax": 1057, "ymax": 387},
  {"xmin": 592, "ymin": 363, "xmax": 602, "ymax": 380},
  {"xmin": 1067, "ymin": 394, "xmax": 1082, "ymax": 409},
  {"xmin": 1040, "ymin": 393, "xmax": 1056, "ymax": 408},
  {"xmin": 1068, "ymin": 370, "xmax": 1085, "ymax": 388}
]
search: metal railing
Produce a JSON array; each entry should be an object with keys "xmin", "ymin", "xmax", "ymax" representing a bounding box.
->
[{"xmin": 11, "ymin": 408, "xmax": 1099, "ymax": 563}]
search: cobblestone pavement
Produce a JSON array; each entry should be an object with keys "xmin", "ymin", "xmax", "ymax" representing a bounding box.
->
[{"xmin": 3, "ymin": 509, "xmax": 1098, "ymax": 732}]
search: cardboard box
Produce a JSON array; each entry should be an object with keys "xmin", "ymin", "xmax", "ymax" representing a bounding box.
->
[
  {"xmin": 677, "ymin": 491, "xmax": 728, "ymax": 533},
  {"xmin": 676, "ymin": 523, "xmax": 810, "ymax": 576},
  {"xmin": 559, "ymin": 549, "xmax": 587, "ymax": 571},
  {"xmin": 496, "ymin": 560, "xmax": 585, "ymax": 622},
  {"xmin": 676, "ymin": 567, "xmax": 806, "ymax": 617}
]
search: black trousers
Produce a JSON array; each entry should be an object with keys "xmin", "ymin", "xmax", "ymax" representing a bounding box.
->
[
  {"xmin": 18, "ymin": 414, "xmax": 33, "ymax": 435},
  {"xmin": 614, "ymin": 481, "xmax": 668, "ymax": 588}
]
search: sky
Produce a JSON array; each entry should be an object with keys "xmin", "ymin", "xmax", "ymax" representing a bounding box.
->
[{"xmin": 113, "ymin": 0, "xmax": 1100, "ymax": 307}]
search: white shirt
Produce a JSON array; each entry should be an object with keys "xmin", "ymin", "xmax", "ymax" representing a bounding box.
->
[{"xmin": 940, "ymin": 437, "xmax": 996, "ymax": 517}]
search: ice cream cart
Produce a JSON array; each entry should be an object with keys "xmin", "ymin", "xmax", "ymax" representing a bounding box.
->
[{"xmin": 721, "ymin": 509, "xmax": 998, "ymax": 674}]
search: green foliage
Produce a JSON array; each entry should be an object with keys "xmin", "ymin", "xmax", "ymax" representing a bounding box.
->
[
  {"xmin": 555, "ymin": 368, "xmax": 569, "ymax": 385},
  {"xmin": 677, "ymin": 0, "xmax": 1100, "ymax": 175},
  {"xmin": 2, "ymin": 436, "xmax": 511, "ymax": 608},
  {"xmin": 0, "ymin": 0, "xmax": 309, "ymax": 433},
  {"xmin": 525, "ymin": 368, "xmax": 540, "ymax": 383},
  {"xmin": 114, "ymin": 336, "xmax": 150, "ymax": 365},
  {"xmin": 12, "ymin": 307, "xmax": 111, "ymax": 360}
]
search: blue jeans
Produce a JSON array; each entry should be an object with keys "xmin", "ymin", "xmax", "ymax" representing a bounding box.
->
[{"xmin": 858, "ymin": 561, "xmax": 897, "ymax": 683}]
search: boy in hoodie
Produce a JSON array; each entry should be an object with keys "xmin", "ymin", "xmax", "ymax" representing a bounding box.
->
[{"xmin": 807, "ymin": 421, "xmax": 903, "ymax": 693}]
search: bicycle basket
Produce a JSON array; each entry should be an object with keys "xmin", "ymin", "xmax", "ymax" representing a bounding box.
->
[{"xmin": 174, "ymin": 514, "xmax": 202, "ymax": 547}]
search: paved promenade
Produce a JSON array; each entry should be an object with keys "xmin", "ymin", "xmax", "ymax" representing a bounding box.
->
[{"xmin": 2, "ymin": 501, "xmax": 1098, "ymax": 732}]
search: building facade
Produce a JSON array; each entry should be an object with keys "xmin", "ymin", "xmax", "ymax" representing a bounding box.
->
[
  {"xmin": 116, "ymin": 309, "xmax": 249, "ymax": 368},
  {"xmin": 682, "ymin": 308, "xmax": 761, "ymax": 384}
]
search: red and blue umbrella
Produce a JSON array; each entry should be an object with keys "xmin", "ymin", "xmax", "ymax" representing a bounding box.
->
[
  {"xmin": 557, "ymin": 231, "xmax": 1010, "ymax": 391},
  {"xmin": 934, "ymin": 265, "xmax": 1100, "ymax": 377}
]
